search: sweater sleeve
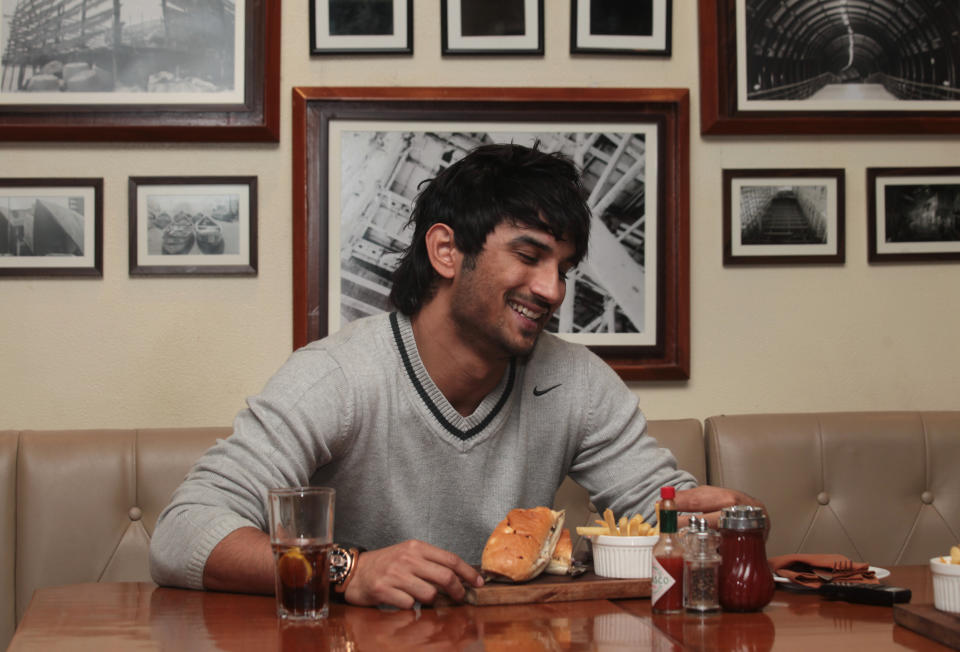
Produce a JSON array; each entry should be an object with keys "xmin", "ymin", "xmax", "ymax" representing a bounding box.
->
[
  {"xmin": 149, "ymin": 346, "xmax": 354, "ymax": 590},
  {"xmin": 566, "ymin": 352, "xmax": 697, "ymax": 524}
]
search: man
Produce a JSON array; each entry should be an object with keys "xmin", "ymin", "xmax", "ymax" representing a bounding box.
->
[{"xmin": 150, "ymin": 143, "xmax": 760, "ymax": 609}]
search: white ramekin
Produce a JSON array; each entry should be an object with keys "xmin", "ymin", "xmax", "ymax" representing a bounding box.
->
[
  {"xmin": 592, "ymin": 535, "xmax": 659, "ymax": 579},
  {"xmin": 930, "ymin": 556, "xmax": 960, "ymax": 614}
]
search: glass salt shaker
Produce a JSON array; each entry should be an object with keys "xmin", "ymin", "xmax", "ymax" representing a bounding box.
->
[{"xmin": 682, "ymin": 516, "xmax": 720, "ymax": 613}]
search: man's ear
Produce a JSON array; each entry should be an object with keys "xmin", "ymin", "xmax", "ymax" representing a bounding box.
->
[{"xmin": 424, "ymin": 223, "xmax": 460, "ymax": 280}]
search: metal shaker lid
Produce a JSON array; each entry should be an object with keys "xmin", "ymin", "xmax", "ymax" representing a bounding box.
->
[{"xmin": 719, "ymin": 505, "xmax": 767, "ymax": 530}]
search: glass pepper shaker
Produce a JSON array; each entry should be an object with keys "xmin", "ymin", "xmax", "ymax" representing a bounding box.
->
[
  {"xmin": 682, "ymin": 516, "xmax": 720, "ymax": 613},
  {"xmin": 717, "ymin": 505, "xmax": 775, "ymax": 612}
]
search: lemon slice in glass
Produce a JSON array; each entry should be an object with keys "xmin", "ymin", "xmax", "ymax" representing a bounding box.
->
[{"xmin": 278, "ymin": 547, "xmax": 313, "ymax": 588}]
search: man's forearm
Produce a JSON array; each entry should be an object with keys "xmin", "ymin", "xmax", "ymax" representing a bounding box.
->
[{"xmin": 202, "ymin": 526, "xmax": 276, "ymax": 594}]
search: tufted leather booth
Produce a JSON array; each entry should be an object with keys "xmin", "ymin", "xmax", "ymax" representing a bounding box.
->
[
  {"xmin": 705, "ymin": 412, "xmax": 960, "ymax": 566},
  {"xmin": 2, "ymin": 412, "xmax": 959, "ymax": 649}
]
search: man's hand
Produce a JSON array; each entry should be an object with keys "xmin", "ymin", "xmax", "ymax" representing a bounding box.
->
[
  {"xmin": 344, "ymin": 540, "xmax": 483, "ymax": 609},
  {"xmin": 674, "ymin": 485, "xmax": 769, "ymax": 533}
]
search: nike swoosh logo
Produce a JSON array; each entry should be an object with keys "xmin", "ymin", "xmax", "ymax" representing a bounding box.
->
[{"xmin": 533, "ymin": 383, "xmax": 562, "ymax": 397}]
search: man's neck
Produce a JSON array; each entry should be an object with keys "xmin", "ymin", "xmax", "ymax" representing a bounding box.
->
[{"xmin": 409, "ymin": 305, "xmax": 510, "ymax": 417}]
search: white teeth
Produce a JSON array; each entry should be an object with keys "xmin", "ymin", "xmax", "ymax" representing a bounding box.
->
[{"xmin": 509, "ymin": 301, "xmax": 544, "ymax": 320}]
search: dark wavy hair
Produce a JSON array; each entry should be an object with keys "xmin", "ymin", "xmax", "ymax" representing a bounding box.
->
[{"xmin": 389, "ymin": 143, "xmax": 592, "ymax": 315}]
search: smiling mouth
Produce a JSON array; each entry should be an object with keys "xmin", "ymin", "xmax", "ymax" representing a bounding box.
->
[{"xmin": 508, "ymin": 300, "xmax": 546, "ymax": 323}]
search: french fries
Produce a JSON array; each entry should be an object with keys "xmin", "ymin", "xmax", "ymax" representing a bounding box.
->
[
  {"xmin": 941, "ymin": 545, "xmax": 960, "ymax": 564},
  {"xmin": 575, "ymin": 507, "xmax": 658, "ymax": 537}
]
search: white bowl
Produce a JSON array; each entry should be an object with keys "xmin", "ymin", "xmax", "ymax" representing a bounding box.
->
[
  {"xmin": 930, "ymin": 557, "xmax": 960, "ymax": 614},
  {"xmin": 592, "ymin": 535, "xmax": 659, "ymax": 579}
]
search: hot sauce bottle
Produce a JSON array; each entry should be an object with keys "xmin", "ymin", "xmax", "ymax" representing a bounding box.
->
[{"xmin": 651, "ymin": 486, "xmax": 684, "ymax": 614}]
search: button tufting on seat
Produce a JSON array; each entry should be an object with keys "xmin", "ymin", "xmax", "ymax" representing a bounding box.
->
[
  {"xmin": 921, "ymin": 491, "xmax": 934, "ymax": 504},
  {"xmin": 817, "ymin": 492, "xmax": 830, "ymax": 505},
  {"xmin": 128, "ymin": 506, "xmax": 143, "ymax": 521}
]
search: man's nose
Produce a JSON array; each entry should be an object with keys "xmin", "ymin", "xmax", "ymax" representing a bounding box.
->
[{"xmin": 530, "ymin": 265, "xmax": 565, "ymax": 306}]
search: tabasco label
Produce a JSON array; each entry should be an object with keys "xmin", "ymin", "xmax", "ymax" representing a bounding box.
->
[{"xmin": 651, "ymin": 556, "xmax": 677, "ymax": 604}]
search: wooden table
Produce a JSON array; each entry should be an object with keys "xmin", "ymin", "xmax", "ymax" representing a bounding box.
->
[{"xmin": 7, "ymin": 566, "xmax": 952, "ymax": 650}]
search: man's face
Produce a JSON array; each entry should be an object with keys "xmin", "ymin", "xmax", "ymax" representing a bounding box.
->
[{"xmin": 449, "ymin": 221, "xmax": 577, "ymax": 358}]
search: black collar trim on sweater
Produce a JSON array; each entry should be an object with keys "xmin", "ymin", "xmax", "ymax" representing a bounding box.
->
[{"xmin": 390, "ymin": 312, "xmax": 515, "ymax": 441}]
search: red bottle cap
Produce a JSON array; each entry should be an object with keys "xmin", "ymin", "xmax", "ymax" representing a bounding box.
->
[{"xmin": 660, "ymin": 486, "xmax": 675, "ymax": 499}]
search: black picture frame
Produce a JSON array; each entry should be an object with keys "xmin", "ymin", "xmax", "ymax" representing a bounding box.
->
[
  {"xmin": 0, "ymin": 177, "xmax": 103, "ymax": 277},
  {"xmin": 293, "ymin": 86, "xmax": 691, "ymax": 380},
  {"xmin": 571, "ymin": 0, "xmax": 672, "ymax": 56},
  {"xmin": 723, "ymin": 168, "xmax": 845, "ymax": 265},
  {"xmin": 699, "ymin": 0, "xmax": 960, "ymax": 135},
  {"xmin": 441, "ymin": 0, "xmax": 544, "ymax": 56},
  {"xmin": 867, "ymin": 167, "xmax": 960, "ymax": 263},
  {"xmin": 128, "ymin": 176, "xmax": 258, "ymax": 276},
  {"xmin": 0, "ymin": 0, "xmax": 279, "ymax": 142},
  {"xmin": 311, "ymin": 0, "xmax": 413, "ymax": 55}
]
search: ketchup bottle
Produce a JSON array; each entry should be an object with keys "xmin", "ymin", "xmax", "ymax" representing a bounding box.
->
[
  {"xmin": 717, "ymin": 505, "xmax": 775, "ymax": 612},
  {"xmin": 651, "ymin": 486, "xmax": 684, "ymax": 614}
]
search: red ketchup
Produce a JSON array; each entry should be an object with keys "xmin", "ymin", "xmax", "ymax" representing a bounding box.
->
[
  {"xmin": 651, "ymin": 486, "xmax": 684, "ymax": 614},
  {"xmin": 717, "ymin": 505, "xmax": 775, "ymax": 612}
]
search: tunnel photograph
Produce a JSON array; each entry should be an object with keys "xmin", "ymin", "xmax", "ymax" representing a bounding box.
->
[{"xmin": 736, "ymin": 0, "xmax": 960, "ymax": 111}]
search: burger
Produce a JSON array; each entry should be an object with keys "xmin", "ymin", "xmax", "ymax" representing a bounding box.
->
[{"xmin": 480, "ymin": 507, "xmax": 566, "ymax": 582}]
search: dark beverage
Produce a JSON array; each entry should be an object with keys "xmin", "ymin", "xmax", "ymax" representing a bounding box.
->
[{"xmin": 273, "ymin": 542, "xmax": 332, "ymax": 620}]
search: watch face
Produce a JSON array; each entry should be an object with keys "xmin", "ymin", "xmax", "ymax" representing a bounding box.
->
[{"xmin": 329, "ymin": 547, "xmax": 350, "ymax": 583}]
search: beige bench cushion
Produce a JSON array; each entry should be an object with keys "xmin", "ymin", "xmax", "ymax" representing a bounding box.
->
[{"xmin": 705, "ymin": 412, "xmax": 960, "ymax": 565}]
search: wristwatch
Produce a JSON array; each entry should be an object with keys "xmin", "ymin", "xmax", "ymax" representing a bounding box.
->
[{"xmin": 328, "ymin": 546, "xmax": 360, "ymax": 594}]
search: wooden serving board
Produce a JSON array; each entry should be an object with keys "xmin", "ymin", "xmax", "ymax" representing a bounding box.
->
[
  {"xmin": 459, "ymin": 571, "xmax": 651, "ymax": 606},
  {"xmin": 893, "ymin": 603, "xmax": 960, "ymax": 650}
]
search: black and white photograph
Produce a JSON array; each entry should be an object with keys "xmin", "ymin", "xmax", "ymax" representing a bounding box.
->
[
  {"xmin": 331, "ymin": 127, "xmax": 657, "ymax": 346},
  {"xmin": 129, "ymin": 176, "xmax": 257, "ymax": 275},
  {"xmin": 0, "ymin": 178, "xmax": 102, "ymax": 277},
  {"xmin": 441, "ymin": 0, "xmax": 543, "ymax": 55},
  {"xmin": 571, "ymin": 0, "xmax": 671, "ymax": 56},
  {"xmin": 0, "ymin": 0, "xmax": 278, "ymax": 141},
  {"xmin": 312, "ymin": 0, "xmax": 412, "ymax": 54},
  {"xmin": 868, "ymin": 167, "xmax": 960, "ymax": 262},
  {"xmin": 293, "ymin": 87, "xmax": 690, "ymax": 380},
  {"xmin": 738, "ymin": 0, "xmax": 960, "ymax": 112},
  {"xmin": 0, "ymin": 0, "xmax": 242, "ymax": 104},
  {"xmin": 723, "ymin": 169, "xmax": 845, "ymax": 265}
]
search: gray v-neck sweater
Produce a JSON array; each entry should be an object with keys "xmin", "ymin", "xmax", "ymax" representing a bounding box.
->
[{"xmin": 150, "ymin": 312, "xmax": 696, "ymax": 590}]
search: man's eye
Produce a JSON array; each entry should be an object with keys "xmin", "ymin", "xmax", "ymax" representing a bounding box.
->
[{"xmin": 518, "ymin": 252, "xmax": 537, "ymax": 264}]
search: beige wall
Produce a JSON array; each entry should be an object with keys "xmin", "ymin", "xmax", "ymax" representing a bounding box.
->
[{"xmin": 2, "ymin": 1, "xmax": 958, "ymax": 429}]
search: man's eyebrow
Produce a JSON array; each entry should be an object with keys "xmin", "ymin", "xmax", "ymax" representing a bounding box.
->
[{"xmin": 509, "ymin": 234, "xmax": 552, "ymax": 252}]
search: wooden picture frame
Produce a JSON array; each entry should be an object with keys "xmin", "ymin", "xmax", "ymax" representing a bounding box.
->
[
  {"xmin": 723, "ymin": 168, "xmax": 845, "ymax": 265},
  {"xmin": 867, "ymin": 167, "xmax": 960, "ymax": 262},
  {"xmin": 0, "ymin": 0, "xmax": 280, "ymax": 142},
  {"xmin": 570, "ymin": 0, "xmax": 671, "ymax": 56},
  {"xmin": 292, "ymin": 86, "xmax": 690, "ymax": 380},
  {"xmin": 441, "ymin": 0, "xmax": 543, "ymax": 55},
  {"xmin": 0, "ymin": 177, "xmax": 102, "ymax": 277},
  {"xmin": 311, "ymin": 0, "xmax": 413, "ymax": 55},
  {"xmin": 699, "ymin": 0, "xmax": 960, "ymax": 135},
  {"xmin": 128, "ymin": 176, "xmax": 258, "ymax": 276}
]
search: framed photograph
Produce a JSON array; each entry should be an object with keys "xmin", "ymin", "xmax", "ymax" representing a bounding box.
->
[
  {"xmin": 311, "ymin": 0, "xmax": 413, "ymax": 55},
  {"xmin": 723, "ymin": 169, "xmax": 845, "ymax": 265},
  {"xmin": 867, "ymin": 167, "xmax": 960, "ymax": 262},
  {"xmin": 441, "ymin": 0, "xmax": 543, "ymax": 55},
  {"xmin": 571, "ymin": 0, "xmax": 672, "ymax": 56},
  {"xmin": 128, "ymin": 176, "xmax": 257, "ymax": 276},
  {"xmin": 293, "ymin": 86, "xmax": 690, "ymax": 380},
  {"xmin": 0, "ymin": 178, "xmax": 102, "ymax": 277},
  {"xmin": 0, "ymin": 0, "xmax": 279, "ymax": 142},
  {"xmin": 699, "ymin": 0, "xmax": 960, "ymax": 135}
]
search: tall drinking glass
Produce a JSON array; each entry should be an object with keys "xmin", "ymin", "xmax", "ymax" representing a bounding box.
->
[{"xmin": 268, "ymin": 486, "xmax": 335, "ymax": 621}]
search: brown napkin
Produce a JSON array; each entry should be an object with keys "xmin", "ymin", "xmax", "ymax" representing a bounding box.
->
[{"xmin": 768, "ymin": 553, "xmax": 878, "ymax": 588}]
